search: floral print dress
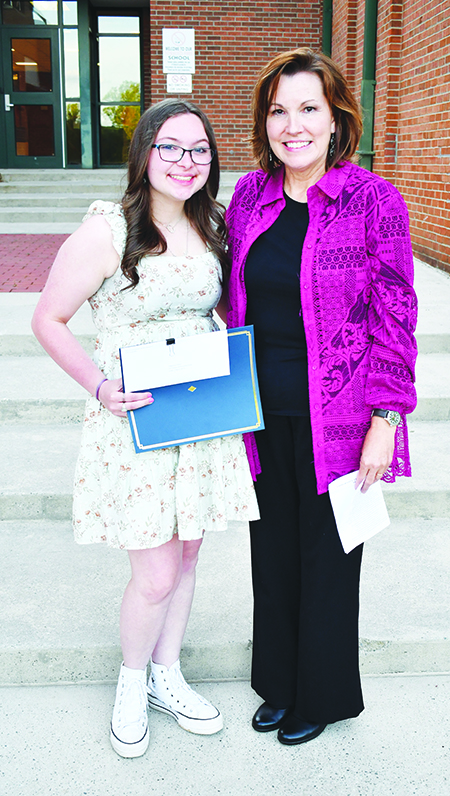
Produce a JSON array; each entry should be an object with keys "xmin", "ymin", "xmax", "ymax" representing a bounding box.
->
[{"xmin": 72, "ymin": 201, "xmax": 259, "ymax": 549}]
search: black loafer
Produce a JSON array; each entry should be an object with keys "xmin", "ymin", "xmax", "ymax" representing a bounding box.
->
[
  {"xmin": 277, "ymin": 714, "xmax": 326, "ymax": 745},
  {"xmin": 252, "ymin": 702, "xmax": 291, "ymax": 733}
]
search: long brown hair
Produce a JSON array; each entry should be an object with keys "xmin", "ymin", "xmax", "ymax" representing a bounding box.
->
[
  {"xmin": 121, "ymin": 99, "xmax": 228, "ymax": 288},
  {"xmin": 251, "ymin": 48, "xmax": 363, "ymax": 174}
]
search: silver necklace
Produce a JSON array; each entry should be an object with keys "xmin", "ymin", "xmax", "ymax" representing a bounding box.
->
[
  {"xmin": 163, "ymin": 218, "xmax": 190, "ymax": 257},
  {"xmin": 154, "ymin": 213, "xmax": 184, "ymax": 234}
]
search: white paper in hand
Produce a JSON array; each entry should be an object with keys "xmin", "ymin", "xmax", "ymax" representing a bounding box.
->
[{"xmin": 328, "ymin": 470, "xmax": 390, "ymax": 554}]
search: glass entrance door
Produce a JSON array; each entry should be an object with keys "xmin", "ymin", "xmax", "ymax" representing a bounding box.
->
[
  {"xmin": 1, "ymin": 26, "xmax": 62, "ymax": 167},
  {"xmin": 96, "ymin": 14, "xmax": 142, "ymax": 166}
]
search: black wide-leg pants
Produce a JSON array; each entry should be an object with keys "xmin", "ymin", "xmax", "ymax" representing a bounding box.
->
[{"xmin": 249, "ymin": 415, "xmax": 364, "ymax": 725}]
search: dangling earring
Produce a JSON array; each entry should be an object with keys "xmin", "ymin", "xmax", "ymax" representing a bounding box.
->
[
  {"xmin": 268, "ymin": 148, "xmax": 273, "ymax": 164},
  {"xmin": 328, "ymin": 132, "xmax": 336, "ymax": 159}
]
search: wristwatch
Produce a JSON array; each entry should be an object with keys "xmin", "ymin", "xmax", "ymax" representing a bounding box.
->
[{"xmin": 372, "ymin": 408, "xmax": 401, "ymax": 427}]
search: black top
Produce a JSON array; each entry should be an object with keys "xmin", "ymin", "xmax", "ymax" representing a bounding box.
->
[{"xmin": 245, "ymin": 193, "xmax": 310, "ymax": 415}]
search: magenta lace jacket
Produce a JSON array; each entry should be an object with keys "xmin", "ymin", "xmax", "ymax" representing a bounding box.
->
[{"xmin": 226, "ymin": 161, "xmax": 418, "ymax": 494}]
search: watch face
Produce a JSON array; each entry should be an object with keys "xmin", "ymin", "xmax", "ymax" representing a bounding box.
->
[{"xmin": 387, "ymin": 411, "xmax": 401, "ymax": 426}]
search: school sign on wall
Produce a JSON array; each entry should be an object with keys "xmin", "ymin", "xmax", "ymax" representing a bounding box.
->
[{"xmin": 162, "ymin": 29, "xmax": 195, "ymax": 74}]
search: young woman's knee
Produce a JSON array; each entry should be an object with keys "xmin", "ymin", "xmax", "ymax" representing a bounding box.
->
[{"xmin": 128, "ymin": 541, "xmax": 183, "ymax": 604}]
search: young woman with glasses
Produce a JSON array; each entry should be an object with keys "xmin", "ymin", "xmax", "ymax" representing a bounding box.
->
[{"xmin": 32, "ymin": 99, "xmax": 259, "ymax": 758}]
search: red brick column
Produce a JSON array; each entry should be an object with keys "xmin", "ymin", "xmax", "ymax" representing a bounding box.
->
[
  {"xmin": 373, "ymin": 0, "xmax": 403, "ymax": 179},
  {"xmin": 331, "ymin": 0, "xmax": 365, "ymax": 96}
]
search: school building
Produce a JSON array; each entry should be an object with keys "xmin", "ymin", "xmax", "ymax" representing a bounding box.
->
[{"xmin": 0, "ymin": 0, "xmax": 448, "ymax": 270}]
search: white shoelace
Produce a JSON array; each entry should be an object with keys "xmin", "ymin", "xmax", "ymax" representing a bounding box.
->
[
  {"xmin": 169, "ymin": 665, "xmax": 210, "ymax": 710},
  {"xmin": 115, "ymin": 678, "xmax": 147, "ymax": 730}
]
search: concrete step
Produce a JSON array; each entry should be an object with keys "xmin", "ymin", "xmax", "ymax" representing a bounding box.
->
[
  {"xmin": 0, "ymin": 192, "xmax": 124, "ymax": 208},
  {"xmin": 0, "ymin": 180, "xmax": 125, "ymax": 195},
  {"xmin": 0, "ymin": 206, "xmax": 90, "ymax": 223},
  {"xmin": 0, "ymin": 168, "xmax": 243, "ymax": 183},
  {"xmin": 0, "ymin": 178, "xmax": 240, "ymax": 193},
  {"xmin": 414, "ymin": 260, "xmax": 450, "ymax": 353},
  {"xmin": 0, "ymin": 516, "xmax": 449, "ymax": 686},
  {"xmin": 1, "ymin": 350, "xmax": 448, "ymax": 422},
  {"xmin": 0, "ymin": 193, "xmax": 234, "ymax": 224},
  {"xmin": 0, "ymin": 292, "xmax": 96, "ymax": 355},
  {"xmin": 409, "ymin": 353, "xmax": 450, "ymax": 421},
  {"xmin": 1, "ymin": 329, "xmax": 447, "ymax": 356},
  {"xmin": 0, "ymin": 189, "xmax": 236, "ymax": 210},
  {"xmin": 0, "ymin": 333, "xmax": 95, "ymax": 356},
  {"xmin": 0, "ymin": 421, "xmax": 447, "ymax": 521},
  {"xmin": 0, "ymin": 222, "xmax": 81, "ymax": 233},
  {"xmin": 0, "ymin": 423, "xmax": 82, "ymax": 520},
  {"xmin": 0, "ymin": 168, "xmax": 127, "ymax": 182}
]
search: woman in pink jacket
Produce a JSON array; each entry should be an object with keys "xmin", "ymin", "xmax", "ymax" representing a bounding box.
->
[{"xmin": 226, "ymin": 48, "xmax": 417, "ymax": 745}]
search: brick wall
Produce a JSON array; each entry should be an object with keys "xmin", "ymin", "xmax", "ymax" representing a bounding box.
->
[
  {"xmin": 332, "ymin": 0, "xmax": 450, "ymax": 273},
  {"xmin": 372, "ymin": 0, "xmax": 403, "ymax": 173},
  {"xmin": 386, "ymin": 0, "xmax": 450, "ymax": 272},
  {"xmin": 141, "ymin": 5, "xmax": 151, "ymax": 109},
  {"xmin": 146, "ymin": 1, "xmax": 449, "ymax": 271},
  {"xmin": 329, "ymin": 0, "xmax": 364, "ymax": 96},
  {"xmin": 149, "ymin": 1, "xmax": 322, "ymax": 171}
]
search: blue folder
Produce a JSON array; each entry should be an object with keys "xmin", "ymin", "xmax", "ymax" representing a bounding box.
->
[{"xmin": 121, "ymin": 326, "xmax": 264, "ymax": 453}]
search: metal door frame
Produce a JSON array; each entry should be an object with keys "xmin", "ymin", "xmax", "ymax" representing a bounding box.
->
[{"xmin": 1, "ymin": 25, "xmax": 62, "ymax": 168}]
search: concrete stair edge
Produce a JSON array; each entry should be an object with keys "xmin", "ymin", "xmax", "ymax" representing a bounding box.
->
[
  {"xmin": 0, "ymin": 168, "xmax": 243, "ymax": 182},
  {"xmin": 1, "ymin": 398, "xmax": 448, "ymax": 423},
  {"xmin": 1, "ymin": 488, "xmax": 449, "ymax": 522},
  {"xmin": 0, "ymin": 336, "xmax": 95, "ymax": 356},
  {"xmin": 1, "ymin": 638, "xmax": 449, "ymax": 687},
  {"xmin": 1, "ymin": 333, "xmax": 448, "ymax": 356}
]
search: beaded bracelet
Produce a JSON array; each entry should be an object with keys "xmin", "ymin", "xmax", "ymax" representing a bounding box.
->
[{"xmin": 95, "ymin": 377, "xmax": 108, "ymax": 401}]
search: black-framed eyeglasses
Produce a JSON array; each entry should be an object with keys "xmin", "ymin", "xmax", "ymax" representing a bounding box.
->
[{"xmin": 152, "ymin": 144, "xmax": 216, "ymax": 165}]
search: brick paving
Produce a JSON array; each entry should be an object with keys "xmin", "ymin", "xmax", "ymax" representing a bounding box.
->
[{"xmin": 0, "ymin": 234, "xmax": 69, "ymax": 292}]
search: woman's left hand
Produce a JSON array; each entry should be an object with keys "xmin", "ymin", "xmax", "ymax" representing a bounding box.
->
[
  {"xmin": 98, "ymin": 378, "xmax": 153, "ymax": 417},
  {"xmin": 356, "ymin": 415, "xmax": 397, "ymax": 493}
]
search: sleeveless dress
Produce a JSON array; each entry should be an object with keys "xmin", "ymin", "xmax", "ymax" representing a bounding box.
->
[{"xmin": 72, "ymin": 201, "xmax": 259, "ymax": 549}]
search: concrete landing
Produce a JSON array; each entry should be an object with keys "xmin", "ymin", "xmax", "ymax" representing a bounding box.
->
[{"xmin": 2, "ymin": 675, "xmax": 449, "ymax": 796}]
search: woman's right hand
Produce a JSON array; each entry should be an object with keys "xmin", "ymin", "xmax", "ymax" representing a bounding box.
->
[{"xmin": 98, "ymin": 378, "xmax": 154, "ymax": 417}]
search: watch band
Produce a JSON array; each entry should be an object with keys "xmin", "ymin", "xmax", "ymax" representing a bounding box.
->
[{"xmin": 372, "ymin": 408, "xmax": 401, "ymax": 426}]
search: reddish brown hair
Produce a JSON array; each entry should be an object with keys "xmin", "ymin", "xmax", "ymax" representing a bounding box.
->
[{"xmin": 251, "ymin": 48, "xmax": 363, "ymax": 174}]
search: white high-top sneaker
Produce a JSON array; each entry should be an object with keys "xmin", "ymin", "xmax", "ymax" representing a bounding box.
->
[
  {"xmin": 110, "ymin": 663, "xmax": 149, "ymax": 757},
  {"xmin": 147, "ymin": 659, "xmax": 223, "ymax": 735}
]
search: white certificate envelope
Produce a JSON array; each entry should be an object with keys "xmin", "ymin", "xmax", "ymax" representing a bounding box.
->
[
  {"xmin": 328, "ymin": 470, "xmax": 390, "ymax": 554},
  {"xmin": 120, "ymin": 329, "xmax": 230, "ymax": 392}
]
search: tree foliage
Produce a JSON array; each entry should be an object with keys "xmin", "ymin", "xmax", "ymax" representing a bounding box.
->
[{"xmin": 103, "ymin": 82, "xmax": 141, "ymax": 141}]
